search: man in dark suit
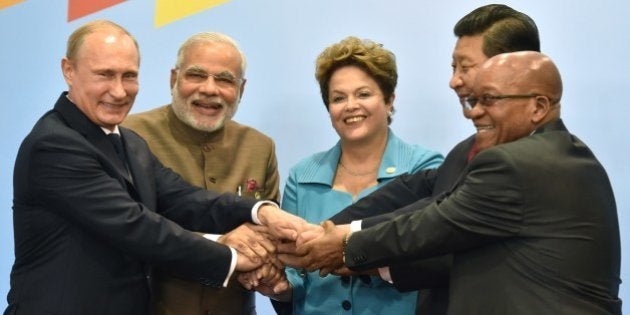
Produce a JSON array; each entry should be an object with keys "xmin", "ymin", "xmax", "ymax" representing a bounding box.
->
[
  {"xmin": 284, "ymin": 51, "xmax": 622, "ymax": 314},
  {"xmin": 5, "ymin": 20, "xmax": 301, "ymax": 315}
]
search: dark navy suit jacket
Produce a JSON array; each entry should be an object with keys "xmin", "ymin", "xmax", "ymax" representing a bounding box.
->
[{"xmin": 6, "ymin": 93, "xmax": 257, "ymax": 315}]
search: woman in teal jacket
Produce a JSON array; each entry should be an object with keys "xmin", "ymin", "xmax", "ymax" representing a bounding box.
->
[{"xmin": 277, "ymin": 36, "xmax": 443, "ymax": 314}]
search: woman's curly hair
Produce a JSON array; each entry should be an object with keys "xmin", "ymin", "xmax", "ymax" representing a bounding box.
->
[{"xmin": 315, "ymin": 36, "xmax": 397, "ymax": 123}]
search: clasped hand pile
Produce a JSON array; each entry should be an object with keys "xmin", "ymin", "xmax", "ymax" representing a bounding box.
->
[{"xmin": 223, "ymin": 205, "xmax": 353, "ymax": 298}]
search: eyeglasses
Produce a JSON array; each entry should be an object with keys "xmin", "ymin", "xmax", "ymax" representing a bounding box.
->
[
  {"xmin": 179, "ymin": 68, "xmax": 243, "ymax": 89},
  {"xmin": 461, "ymin": 94, "xmax": 539, "ymax": 110}
]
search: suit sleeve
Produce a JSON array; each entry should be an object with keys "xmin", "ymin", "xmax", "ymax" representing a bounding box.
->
[
  {"xmin": 388, "ymin": 255, "xmax": 452, "ymax": 290},
  {"xmin": 360, "ymin": 196, "xmax": 433, "ymax": 228},
  {"xmin": 29, "ymin": 133, "xmax": 245, "ymax": 286},
  {"xmin": 329, "ymin": 169, "xmax": 438, "ymax": 224},
  {"xmin": 345, "ymin": 148, "xmax": 524, "ymax": 270},
  {"xmin": 352, "ymin": 136, "xmax": 473, "ymax": 227},
  {"xmin": 124, "ymin": 130, "xmax": 256, "ymax": 234}
]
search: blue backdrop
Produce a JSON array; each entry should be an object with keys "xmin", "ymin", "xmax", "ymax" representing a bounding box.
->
[{"xmin": 1, "ymin": 1, "xmax": 628, "ymax": 313}]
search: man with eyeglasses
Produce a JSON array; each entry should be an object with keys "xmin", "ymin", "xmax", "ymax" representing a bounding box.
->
[
  {"xmin": 123, "ymin": 32, "xmax": 280, "ymax": 315},
  {"xmin": 281, "ymin": 51, "xmax": 621, "ymax": 314}
]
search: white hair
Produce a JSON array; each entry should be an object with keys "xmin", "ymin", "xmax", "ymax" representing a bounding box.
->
[{"xmin": 175, "ymin": 32, "xmax": 247, "ymax": 75}]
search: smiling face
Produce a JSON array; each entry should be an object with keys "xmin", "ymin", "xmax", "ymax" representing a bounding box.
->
[
  {"xmin": 62, "ymin": 28, "xmax": 139, "ymax": 131},
  {"xmin": 450, "ymin": 35, "xmax": 489, "ymax": 119},
  {"xmin": 170, "ymin": 41, "xmax": 244, "ymax": 132},
  {"xmin": 327, "ymin": 66, "xmax": 392, "ymax": 145},
  {"xmin": 468, "ymin": 58, "xmax": 539, "ymax": 151}
]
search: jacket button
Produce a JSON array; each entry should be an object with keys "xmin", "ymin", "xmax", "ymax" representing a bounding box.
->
[{"xmin": 341, "ymin": 300, "xmax": 351, "ymax": 310}]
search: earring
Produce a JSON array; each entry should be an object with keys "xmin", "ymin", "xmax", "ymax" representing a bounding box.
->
[{"xmin": 387, "ymin": 110, "xmax": 393, "ymax": 117}]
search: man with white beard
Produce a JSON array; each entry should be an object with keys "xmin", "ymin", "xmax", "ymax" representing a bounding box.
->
[{"xmin": 123, "ymin": 32, "xmax": 280, "ymax": 315}]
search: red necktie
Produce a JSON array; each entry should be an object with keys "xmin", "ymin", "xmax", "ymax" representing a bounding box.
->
[{"xmin": 467, "ymin": 143, "xmax": 478, "ymax": 162}]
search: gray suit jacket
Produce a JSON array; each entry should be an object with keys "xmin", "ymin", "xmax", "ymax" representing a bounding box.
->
[
  {"xmin": 6, "ymin": 93, "xmax": 257, "ymax": 315},
  {"xmin": 345, "ymin": 120, "xmax": 621, "ymax": 314}
]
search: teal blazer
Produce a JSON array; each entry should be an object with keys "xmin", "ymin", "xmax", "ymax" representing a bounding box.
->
[{"xmin": 282, "ymin": 129, "xmax": 443, "ymax": 314}]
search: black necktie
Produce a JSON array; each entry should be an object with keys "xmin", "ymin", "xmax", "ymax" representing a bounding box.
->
[{"xmin": 107, "ymin": 133, "xmax": 128, "ymax": 165}]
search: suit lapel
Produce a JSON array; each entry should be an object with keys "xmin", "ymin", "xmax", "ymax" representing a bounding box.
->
[{"xmin": 53, "ymin": 92, "xmax": 135, "ymax": 187}]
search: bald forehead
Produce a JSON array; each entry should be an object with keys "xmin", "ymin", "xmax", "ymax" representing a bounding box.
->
[
  {"xmin": 483, "ymin": 51, "xmax": 550, "ymax": 73},
  {"xmin": 478, "ymin": 51, "xmax": 562, "ymax": 96},
  {"xmin": 76, "ymin": 29, "xmax": 139, "ymax": 62},
  {"xmin": 67, "ymin": 21, "xmax": 139, "ymax": 60}
]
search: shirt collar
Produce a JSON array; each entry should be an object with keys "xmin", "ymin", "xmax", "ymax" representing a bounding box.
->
[
  {"xmin": 298, "ymin": 129, "xmax": 405, "ymax": 186},
  {"xmin": 101, "ymin": 125, "xmax": 121, "ymax": 135}
]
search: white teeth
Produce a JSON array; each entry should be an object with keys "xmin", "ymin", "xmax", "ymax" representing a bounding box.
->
[
  {"xmin": 476, "ymin": 125, "xmax": 494, "ymax": 132},
  {"xmin": 345, "ymin": 116, "xmax": 365, "ymax": 123}
]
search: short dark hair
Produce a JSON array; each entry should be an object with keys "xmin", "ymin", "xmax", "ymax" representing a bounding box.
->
[{"xmin": 454, "ymin": 4, "xmax": 540, "ymax": 57}]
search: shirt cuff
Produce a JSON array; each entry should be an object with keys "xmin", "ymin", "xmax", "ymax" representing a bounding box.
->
[
  {"xmin": 224, "ymin": 247, "xmax": 237, "ymax": 287},
  {"xmin": 203, "ymin": 234, "xmax": 221, "ymax": 242},
  {"xmin": 378, "ymin": 267, "xmax": 393, "ymax": 283},
  {"xmin": 203, "ymin": 234, "xmax": 236, "ymax": 287},
  {"xmin": 350, "ymin": 220, "xmax": 362, "ymax": 232},
  {"xmin": 252, "ymin": 200, "xmax": 279, "ymax": 225}
]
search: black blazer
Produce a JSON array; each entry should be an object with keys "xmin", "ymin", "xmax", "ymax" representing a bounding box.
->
[
  {"xmin": 6, "ymin": 93, "xmax": 257, "ymax": 315},
  {"xmin": 345, "ymin": 120, "xmax": 622, "ymax": 314}
]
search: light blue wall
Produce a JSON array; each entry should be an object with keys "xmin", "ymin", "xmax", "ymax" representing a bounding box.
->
[{"xmin": 1, "ymin": 1, "xmax": 628, "ymax": 313}]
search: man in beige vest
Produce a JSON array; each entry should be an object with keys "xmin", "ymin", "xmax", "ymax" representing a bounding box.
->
[{"xmin": 124, "ymin": 32, "xmax": 280, "ymax": 315}]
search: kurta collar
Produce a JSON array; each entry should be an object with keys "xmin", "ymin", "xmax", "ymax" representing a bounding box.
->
[{"xmin": 297, "ymin": 129, "xmax": 409, "ymax": 186}]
